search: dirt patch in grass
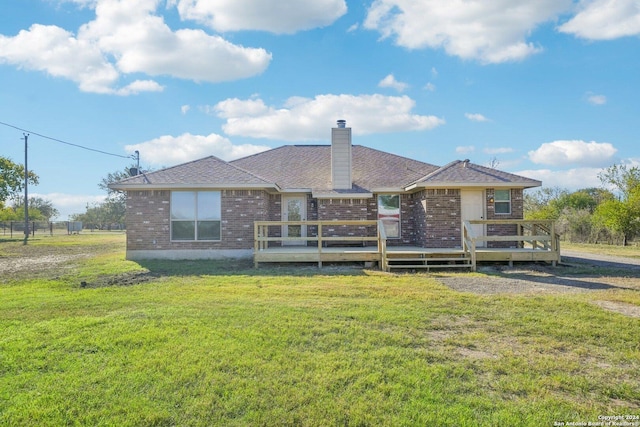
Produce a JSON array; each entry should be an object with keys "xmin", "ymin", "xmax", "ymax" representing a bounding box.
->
[
  {"xmin": 0, "ymin": 234, "xmax": 124, "ymax": 283},
  {"xmin": 592, "ymin": 300, "xmax": 640, "ymax": 318},
  {"xmin": 79, "ymin": 271, "xmax": 160, "ymax": 288},
  {"xmin": 0, "ymin": 252, "xmax": 90, "ymax": 282}
]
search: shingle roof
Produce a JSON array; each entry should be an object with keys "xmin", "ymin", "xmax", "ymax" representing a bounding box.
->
[
  {"xmin": 230, "ymin": 145, "xmax": 439, "ymax": 191},
  {"xmin": 110, "ymin": 156, "xmax": 274, "ymax": 189},
  {"xmin": 110, "ymin": 148, "xmax": 541, "ymax": 192},
  {"xmin": 409, "ymin": 160, "xmax": 541, "ymax": 188}
]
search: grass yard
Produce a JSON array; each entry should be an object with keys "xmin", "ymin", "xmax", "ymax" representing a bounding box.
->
[{"xmin": 1, "ymin": 234, "xmax": 639, "ymax": 426}]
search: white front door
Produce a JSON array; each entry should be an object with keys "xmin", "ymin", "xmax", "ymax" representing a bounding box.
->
[
  {"xmin": 461, "ymin": 190, "xmax": 485, "ymax": 247},
  {"xmin": 282, "ymin": 196, "xmax": 307, "ymax": 246}
]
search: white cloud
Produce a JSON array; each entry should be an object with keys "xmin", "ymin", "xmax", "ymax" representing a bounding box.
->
[
  {"xmin": 364, "ymin": 0, "xmax": 571, "ymax": 63},
  {"xmin": 456, "ymin": 146, "xmax": 475, "ymax": 155},
  {"xmin": 378, "ymin": 74, "xmax": 409, "ymax": 92},
  {"xmin": 423, "ymin": 82, "xmax": 436, "ymax": 92},
  {"xmin": 124, "ymin": 133, "xmax": 271, "ymax": 165},
  {"xmin": 66, "ymin": 0, "xmax": 350, "ymax": 35},
  {"xmin": 0, "ymin": 24, "xmax": 124, "ymax": 94},
  {"xmin": 32, "ymin": 192, "xmax": 107, "ymax": 219},
  {"xmin": 465, "ymin": 113, "xmax": 490, "ymax": 122},
  {"xmin": 170, "ymin": 0, "xmax": 347, "ymax": 34},
  {"xmin": 528, "ymin": 140, "xmax": 617, "ymax": 167},
  {"xmin": 114, "ymin": 80, "xmax": 164, "ymax": 96},
  {"xmin": 214, "ymin": 98, "xmax": 271, "ymax": 118},
  {"xmin": 80, "ymin": 0, "xmax": 271, "ymax": 82},
  {"xmin": 558, "ymin": 0, "xmax": 640, "ymax": 40},
  {"xmin": 515, "ymin": 168, "xmax": 604, "ymax": 190},
  {"xmin": 586, "ymin": 93, "xmax": 607, "ymax": 105},
  {"xmin": 0, "ymin": 0, "xmax": 271, "ymax": 94},
  {"xmin": 181, "ymin": 105, "xmax": 191, "ymax": 114},
  {"xmin": 212, "ymin": 94, "xmax": 445, "ymax": 141}
]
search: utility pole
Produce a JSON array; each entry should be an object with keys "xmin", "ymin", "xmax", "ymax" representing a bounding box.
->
[
  {"xmin": 135, "ymin": 150, "xmax": 140, "ymax": 175},
  {"xmin": 23, "ymin": 133, "xmax": 29, "ymax": 243}
]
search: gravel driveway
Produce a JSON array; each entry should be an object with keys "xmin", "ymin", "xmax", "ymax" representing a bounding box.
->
[
  {"xmin": 561, "ymin": 249, "xmax": 640, "ymax": 270},
  {"xmin": 436, "ymin": 249, "xmax": 640, "ymax": 295},
  {"xmin": 435, "ymin": 249, "xmax": 640, "ymax": 318}
]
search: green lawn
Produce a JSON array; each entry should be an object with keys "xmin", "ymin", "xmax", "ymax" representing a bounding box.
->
[{"xmin": 1, "ymin": 235, "xmax": 639, "ymax": 426}]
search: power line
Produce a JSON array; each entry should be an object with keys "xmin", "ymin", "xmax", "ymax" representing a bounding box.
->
[{"xmin": 0, "ymin": 120, "xmax": 134, "ymax": 160}]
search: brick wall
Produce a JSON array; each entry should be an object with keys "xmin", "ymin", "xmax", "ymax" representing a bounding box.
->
[
  {"xmin": 125, "ymin": 189, "xmax": 268, "ymax": 252},
  {"xmin": 412, "ymin": 189, "xmax": 461, "ymax": 248},
  {"xmin": 125, "ymin": 188, "xmax": 522, "ymax": 253},
  {"xmin": 125, "ymin": 190, "xmax": 170, "ymax": 252},
  {"xmin": 486, "ymin": 188, "xmax": 524, "ymax": 248},
  {"xmin": 399, "ymin": 194, "xmax": 417, "ymax": 246},
  {"xmin": 222, "ymin": 190, "xmax": 268, "ymax": 248},
  {"xmin": 318, "ymin": 198, "xmax": 371, "ymax": 241}
]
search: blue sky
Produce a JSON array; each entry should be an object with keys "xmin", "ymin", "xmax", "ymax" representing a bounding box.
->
[{"xmin": 1, "ymin": 0, "xmax": 639, "ymax": 219}]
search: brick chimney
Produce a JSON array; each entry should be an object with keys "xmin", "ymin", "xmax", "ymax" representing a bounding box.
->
[{"xmin": 331, "ymin": 119, "xmax": 352, "ymax": 190}]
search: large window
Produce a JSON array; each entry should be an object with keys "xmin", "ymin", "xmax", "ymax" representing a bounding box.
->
[
  {"xmin": 171, "ymin": 191, "xmax": 221, "ymax": 241},
  {"xmin": 494, "ymin": 189, "xmax": 511, "ymax": 214},
  {"xmin": 378, "ymin": 194, "xmax": 400, "ymax": 238}
]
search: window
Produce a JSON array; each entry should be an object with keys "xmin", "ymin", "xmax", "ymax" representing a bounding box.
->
[
  {"xmin": 171, "ymin": 191, "xmax": 221, "ymax": 241},
  {"xmin": 378, "ymin": 194, "xmax": 400, "ymax": 238},
  {"xmin": 494, "ymin": 190, "xmax": 511, "ymax": 214}
]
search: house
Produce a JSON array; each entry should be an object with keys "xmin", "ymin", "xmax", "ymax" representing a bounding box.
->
[{"xmin": 110, "ymin": 120, "xmax": 545, "ymax": 265}]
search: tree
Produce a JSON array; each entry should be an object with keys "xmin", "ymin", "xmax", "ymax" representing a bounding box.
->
[
  {"xmin": 70, "ymin": 199, "xmax": 125, "ymax": 230},
  {"xmin": 598, "ymin": 164, "xmax": 640, "ymax": 199},
  {"xmin": 524, "ymin": 187, "xmax": 567, "ymax": 220},
  {"xmin": 0, "ymin": 156, "xmax": 39, "ymax": 203},
  {"xmin": 0, "ymin": 205, "xmax": 18, "ymax": 221},
  {"xmin": 72, "ymin": 164, "xmax": 144, "ymax": 229},
  {"xmin": 594, "ymin": 164, "xmax": 640, "ymax": 245},
  {"xmin": 524, "ymin": 187, "xmax": 617, "ymax": 242},
  {"xmin": 99, "ymin": 168, "xmax": 132, "ymax": 202},
  {"xmin": 11, "ymin": 196, "xmax": 59, "ymax": 221}
]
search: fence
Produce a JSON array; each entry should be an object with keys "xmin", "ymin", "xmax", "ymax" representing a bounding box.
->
[{"xmin": 0, "ymin": 221, "xmax": 122, "ymax": 238}]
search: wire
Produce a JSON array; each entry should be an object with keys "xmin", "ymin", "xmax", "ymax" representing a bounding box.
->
[{"xmin": 0, "ymin": 120, "xmax": 134, "ymax": 160}]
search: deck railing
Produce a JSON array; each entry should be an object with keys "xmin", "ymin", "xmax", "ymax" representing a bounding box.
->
[
  {"xmin": 462, "ymin": 219, "xmax": 561, "ymax": 270},
  {"xmin": 462, "ymin": 221, "xmax": 477, "ymax": 271},
  {"xmin": 253, "ymin": 219, "xmax": 560, "ymax": 270},
  {"xmin": 378, "ymin": 220, "xmax": 388, "ymax": 272},
  {"xmin": 254, "ymin": 220, "xmax": 385, "ymax": 267}
]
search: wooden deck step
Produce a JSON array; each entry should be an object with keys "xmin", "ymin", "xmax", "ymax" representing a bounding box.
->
[
  {"xmin": 386, "ymin": 257, "xmax": 469, "ymax": 262},
  {"xmin": 387, "ymin": 263, "xmax": 472, "ymax": 270},
  {"xmin": 385, "ymin": 250, "xmax": 473, "ymax": 270}
]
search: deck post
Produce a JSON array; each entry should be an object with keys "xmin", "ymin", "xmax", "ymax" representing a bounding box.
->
[
  {"xmin": 551, "ymin": 221, "xmax": 558, "ymax": 266},
  {"xmin": 318, "ymin": 222, "xmax": 323, "ymax": 268},
  {"xmin": 471, "ymin": 239, "xmax": 477, "ymax": 272},
  {"xmin": 254, "ymin": 222, "xmax": 259, "ymax": 268}
]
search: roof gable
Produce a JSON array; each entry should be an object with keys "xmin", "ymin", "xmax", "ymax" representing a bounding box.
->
[
  {"xmin": 111, "ymin": 156, "xmax": 274, "ymax": 189},
  {"xmin": 410, "ymin": 160, "xmax": 541, "ymax": 188},
  {"xmin": 230, "ymin": 145, "xmax": 439, "ymax": 191}
]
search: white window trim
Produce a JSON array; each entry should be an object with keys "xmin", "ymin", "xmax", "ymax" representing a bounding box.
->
[{"xmin": 494, "ymin": 189, "xmax": 512, "ymax": 215}]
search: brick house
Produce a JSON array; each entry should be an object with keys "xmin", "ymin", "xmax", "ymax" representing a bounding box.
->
[{"xmin": 110, "ymin": 120, "xmax": 541, "ymax": 260}]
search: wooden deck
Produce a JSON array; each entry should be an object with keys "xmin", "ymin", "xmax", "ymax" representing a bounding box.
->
[{"xmin": 254, "ymin": 220, "xmax": 561, "ymax": 271}]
